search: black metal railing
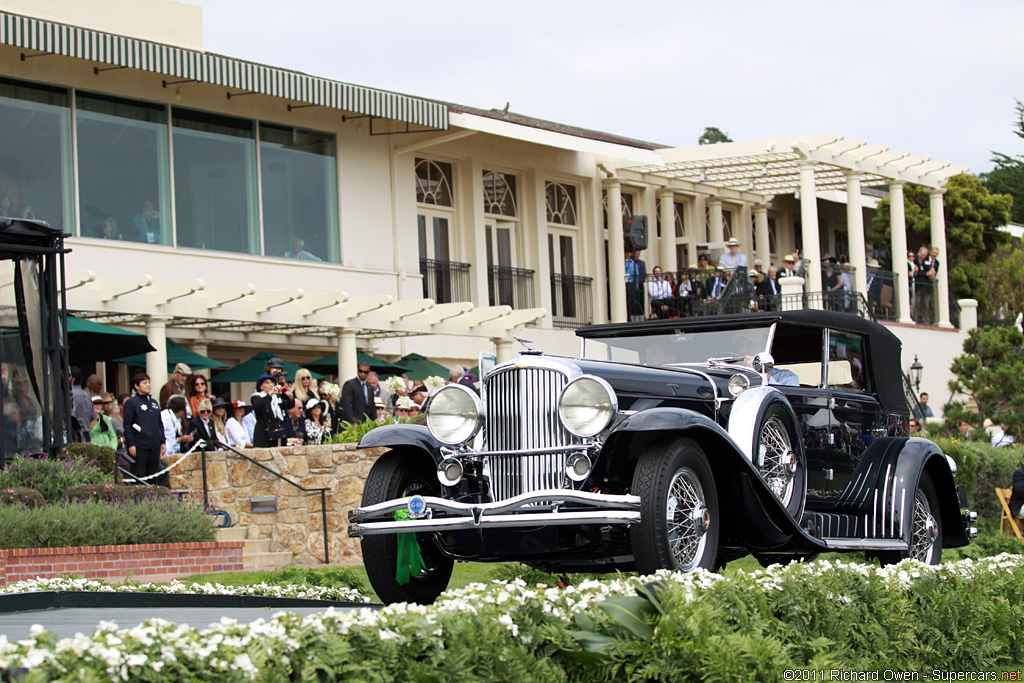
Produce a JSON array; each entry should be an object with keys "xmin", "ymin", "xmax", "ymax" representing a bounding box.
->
[
  {"xmin": 488, "ymin": 265, "xmax": 535, "ymax": 309},
  {"xmin": 551, "ymin": 274, "xmax": 593, "ymax": 329},
  {"xmin": 903, "ymin": 374, "xmax": 925, "ymax": 421},
  {"xmin": 420, "ymin": 258, "xmax": 471, "ymax": 304}
]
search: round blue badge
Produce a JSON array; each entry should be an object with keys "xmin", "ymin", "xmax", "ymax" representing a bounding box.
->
[{"xmin": 407, "ymin": 495, "xmax": 427, "ymax": 518}]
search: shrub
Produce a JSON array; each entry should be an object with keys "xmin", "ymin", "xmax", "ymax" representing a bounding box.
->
[
  {"xmin": 63, "ymin": 483, "xmax": 174, "ymax": 504},
  {"xmin": 0, "ymin": 496, "xmax": 215, "ymax": 549},
  {"xmin": 61, "ymin": 442, "xmax": 116, "ymax": 475},
  {"xmin": 937, "ymin": 437, "xmax": 1023, "ymax": 518},
  {"xmin": 268, "ymin": 565, "xmax": 368, "ymax": 596},
  {"xmin": 328, "ymin": 415, "xmax": 424, "ymax": 444},
  {"xmin": 0, "ymin": 487, "xmax": 45, "ymax": 509},
  {"xmin": 0, "ymin": 454, "xmax": 110, "ymax": 502}
]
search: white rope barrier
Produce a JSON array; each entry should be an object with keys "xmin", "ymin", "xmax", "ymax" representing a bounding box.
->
[{"xmin": 124, "ymin": 439, "xmax": 211, "ymax": 483}]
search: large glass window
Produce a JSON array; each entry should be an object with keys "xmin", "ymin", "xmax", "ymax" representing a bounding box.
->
[
  {"xmin": 545, "ymin": 182, "xmax": 577, "ymax": 226},
  {"xmin": 415, "ymin": 158, "xmax": 453, "ymax": 207},
  {"xmin": 260, "ymin": 123, "xmax": 338, "ymax": 263},
  {"xmin": 0, "ymin": 77, "xmax": 72, "ymax": 230},
  {"xmin": 76, "ymin": 92, "xmax": 170, "ymax": 244},
  {"xmin": 172, "ymin": 108, "xmax": 258, "ymax": 254}
]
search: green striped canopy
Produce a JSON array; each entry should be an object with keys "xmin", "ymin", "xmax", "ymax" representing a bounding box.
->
[{"xmin": 0, "ymin": 11, "xmax": 448, "ymax": 129}]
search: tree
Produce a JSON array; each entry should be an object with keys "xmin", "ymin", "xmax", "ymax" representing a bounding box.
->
[
  {"xmin": 698, "ymin": 127, "xmax": 732, "ymax": 145},
  {"xmin": 979, "ymin": 244, "xmax": 1024, "ymax": 322},
  {"xmin": 944, "ymin": 325, "xmax": 1024, "ymax": 440},
  {"xmin": 982, "ymin": 99, "xmax": 1024, "ymax": 224},
  {"xmin": 868, "ymin": 174, "xmax": 1012, "ymax": 314}
]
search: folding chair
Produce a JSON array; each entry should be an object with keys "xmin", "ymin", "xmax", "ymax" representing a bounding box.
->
[{"xmin": 996, "ymin": 487, "xmax": 1023, "ymax": 538}]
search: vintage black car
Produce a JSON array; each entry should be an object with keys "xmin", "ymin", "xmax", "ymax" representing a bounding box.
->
[{"xmin": 349, "ymin": 310, "xmax": 975, "ymax": 604}]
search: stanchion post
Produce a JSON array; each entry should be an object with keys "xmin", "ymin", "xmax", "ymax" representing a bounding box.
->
[{"xmin": 321, "ymin": 489, "xmax": 329, "ymax": 564}]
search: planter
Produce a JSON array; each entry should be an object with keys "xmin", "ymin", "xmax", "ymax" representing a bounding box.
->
[{"xmin": 0, "ymin": 542, "xmax": 243, "ymax": 584}]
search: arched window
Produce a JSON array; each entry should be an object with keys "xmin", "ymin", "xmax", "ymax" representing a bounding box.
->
[
  {"xmin": 483, "ymin": 171, "xmax": 517, "ymax": 217},
  {"xmin": 415, "ymin": 158, "xmax": 454, "ymax": 206},
  {"xmin": 545, "ymin": 182, "xmax": 577, "ymax": 225}
]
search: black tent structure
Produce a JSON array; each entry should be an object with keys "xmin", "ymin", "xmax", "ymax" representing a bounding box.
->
[{"xmin": 0, "ymin": 218, "xmax": 71, "ymax": 468}]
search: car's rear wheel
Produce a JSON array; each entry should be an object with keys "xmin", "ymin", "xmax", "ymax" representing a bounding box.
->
[
  {"xmin": 875, "ymin": 472, "xmax": 942, "ymax": 566},
  {"xmin": 631, "ymin": 437, "xmax": 719, "ymax": 574},
  {"xmin": 754, "ymin": 401, "xmax": 805, "ymax": 519},
  {"xmin": 361, "ymin": 449, "xmax": 454, "ymax": 604}
]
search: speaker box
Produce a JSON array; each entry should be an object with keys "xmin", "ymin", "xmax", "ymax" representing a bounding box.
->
[{"xmin": 624, "ymin": 215, "xmax": 648, "ymax": 251}]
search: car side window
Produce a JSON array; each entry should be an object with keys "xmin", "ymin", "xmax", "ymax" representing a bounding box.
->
[
  {"xmin": 769, "ymin": 325, "xmax": 825, "ymax": 388},
  {"xmin": 827, "ymin": 330, "xmax": 868, "ymax": 393}
]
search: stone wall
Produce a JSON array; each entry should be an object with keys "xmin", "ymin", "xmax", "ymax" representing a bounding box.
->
[{"xmin": 169, "ymin": 444, "xmax": 383, "ymax": 566}]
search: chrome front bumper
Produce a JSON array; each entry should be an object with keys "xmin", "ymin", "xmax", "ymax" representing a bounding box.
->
[{"xmin": 347, "ymin": 489, "xmax": 641, "ymax": 537}]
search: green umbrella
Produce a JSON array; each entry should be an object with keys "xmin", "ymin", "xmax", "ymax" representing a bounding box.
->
[
  {"xmin": 113, "ymin": 339, "xmax": 229, "ymax": 372},
  {"xmin": 308, "ymin": 351, "xmax": 410, "ymax": 377},
  {"xmin": 66, "ymin": 314, "xmax": 156, "ymax": 363},
  {"xmin": 398, "ymin": 353, "xmax": 451, "ymax": 382},
  {"xmin": 209, "ymin": 351, "xmax": 324, "ymax": 384}
]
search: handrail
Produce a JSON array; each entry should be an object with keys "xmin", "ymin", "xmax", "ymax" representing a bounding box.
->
[{"xmin": 202, "ymin": 440, "xmax": 331, "ymax": 565}]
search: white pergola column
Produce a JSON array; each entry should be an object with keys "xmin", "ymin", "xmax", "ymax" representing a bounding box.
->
[
  {"xmin": 144, "ymin": 316, "xmax": 170, "ymax": 390},
  {"xmin": 190, "ymin": 341, "xmax": 210, "ymax": 378},
  {"xmin": 708, "ymin": 197, "xmax": 724, "ymax": 245},
  {"xmin": 889, "ymin": 181, "xmax": 913, "ymax": 324},
  {"xmin": 690, "ymin": 194, "xmax": 704, "ymax": 263},
  {"xmin": 493, "ymin": 337, "xmax": 516, "ymax": 364},
  {"xmin": 797, "ymin": 161, "xmax": 823, "ymax": 296},
  {"xmin": 658, "ymin": 189, "xmax": 676, "ymax": 273},
  {"xmin": 754, "ymin": 204, "xmax": 770, "ymax": 268},
  {"xmin": 929, "ymin": 188, "xmax": 953, "ymax": 328},
  {"xmin": 845, "ymin": 171, "xmax": 868, "ymax": 300},
  {"xmin": 606, "ymin": 179, "xmax": 627, "ymax": 323},
  {"xmin": 737, "ymin": 203, "xmax": 753, "ymax": 262},
  {"xmin": 336, "ymin": 329, "xmax": 357, "ymax": 381}
]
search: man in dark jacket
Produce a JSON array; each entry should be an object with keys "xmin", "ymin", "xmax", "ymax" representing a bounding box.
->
[
  {"xmin": 122, "ymin": 372, "xmax": 165, "ymax": 481},
  {"xmin": 1010, "ymin": 455, "xmax": 1024, "ymax": 519},
  {"xmin": 340, "ymin": 361, "xmax": 375, "ymax": 424}
]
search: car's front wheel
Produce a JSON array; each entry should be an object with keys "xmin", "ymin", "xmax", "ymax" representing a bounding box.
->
[
  {"xmin": 360, "ymin": 449, "xmax": 454, "ymax": 604},
  {"xmin": 875, "ymin": 472, "xmax": 942, "ymax": 566},
  {"xmin": 631, "ymin": 437, "xmax": 719, "ymax": 574}
]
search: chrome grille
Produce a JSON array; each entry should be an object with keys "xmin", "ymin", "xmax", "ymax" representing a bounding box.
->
[{"xmin": 484, "ymin": 365, "xmax": 579, "ymax": 501}]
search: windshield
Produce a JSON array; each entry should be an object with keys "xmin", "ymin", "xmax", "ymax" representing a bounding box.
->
[{"xmin": 582, "ymin": 325, "xmax": 774, "ymax": 367}]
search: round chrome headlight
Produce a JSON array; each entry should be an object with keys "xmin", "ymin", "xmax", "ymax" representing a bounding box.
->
[
  {"xmin": 425, "ymin": 384, "xmax": 482, "ymax": 446},
  {"xmin": 728, "ymin": 374, "xmax": 749, "ymax": 397},
  {"xmin": 558, "ymin": 376, "xmax": 617, "ymax": 438}
]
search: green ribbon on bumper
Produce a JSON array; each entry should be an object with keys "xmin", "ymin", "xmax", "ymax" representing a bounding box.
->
[{"xmin": 393, "ymin": 509, "xmax": 427, "ymax": 585}]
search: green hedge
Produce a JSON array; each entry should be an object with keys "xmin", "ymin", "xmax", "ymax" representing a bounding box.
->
[
  {"xmin": 61, "ymin": 441, "xmax": 116, "ymax": 475},
  {"xmin": 936, "ymin": 437, "xmax": 1023, "ymax": 518},
  {"xmin": 63, "ymin": 483, "xmax": 174, "ymax": 504},
  {"xmin": 0, "ymin": 496, "xmax": 215, "ymax": 549},
  {"xmin": 0, "ymin": 486, "xmax": 45, "ymax": 509}
]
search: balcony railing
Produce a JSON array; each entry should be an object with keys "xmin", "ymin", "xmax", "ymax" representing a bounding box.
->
[
  {"xmin": 420, "ymin": 258, "xmax": 471, "ymax": 304},
  {"xmin": 488, "ymin": 265, "xmax": 535, "ymax": 310},
  {"xmin": 551, "ymin": 273, "xmax": 593, "ymax": 329}
]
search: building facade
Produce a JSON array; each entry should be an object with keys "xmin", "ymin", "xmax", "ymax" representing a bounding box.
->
[{"xmin": 0, "ymin": 0, "xmax": 970, "ymax": 412}]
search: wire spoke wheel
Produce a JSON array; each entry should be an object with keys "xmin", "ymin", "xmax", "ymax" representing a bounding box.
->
[
  {"xmin": 632, "ymin": 437, "xmax": 719, "ymax": 574},
  {"xmin": 666, "ymin": 468, "xmax": 710, "ymax": 571},
  {"xmin": 909, "ymin": 486, "xmax": 939, "ymax": 563},
  {"xmin": 758, "ymin": 415, "xmax": 796, "ymax": 507}
]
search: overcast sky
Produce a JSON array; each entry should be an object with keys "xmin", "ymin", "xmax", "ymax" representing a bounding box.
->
[{"xmin": 193, "ymin": 0, "xmax": 1024, "ymax": 173}]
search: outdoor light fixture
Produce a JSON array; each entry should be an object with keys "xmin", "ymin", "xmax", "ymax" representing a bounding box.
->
[
  {"xmin": 910, "ymin": 355, "xmax": 924, "ymax": 392},
  {"xmin": 748, "ymin": 179, "xmax": 756, "ymax": 191},
  {"xmin": 700, "ymin": 169, "xmax": 708, "ymax": 183},
  {"xmin": 762, "ymin": 163, "xmax": 769, "ymax": 176}
]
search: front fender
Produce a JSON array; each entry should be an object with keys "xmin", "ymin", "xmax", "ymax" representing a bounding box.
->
[
  {"xmin": 358, "ymin": 424, "xmax": 446, "ymax": 466},
  {"xmin": 605, "ymin": 407, "xmax": 824, "ymax": 553},
  {"xmin": 892, "ymin": 437, "xmax": 967, "ymax": 548},
  {"xmin": 726, "ymin": 386, "xmax": 797, "ymax": 464}
]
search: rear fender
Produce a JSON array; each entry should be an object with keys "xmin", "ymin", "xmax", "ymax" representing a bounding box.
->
[{"xmin": 891, "ymin": 437, "xmax": 967, "ymax": 548}]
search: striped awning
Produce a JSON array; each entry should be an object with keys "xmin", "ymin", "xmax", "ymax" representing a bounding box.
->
[{"xmin": 0, "ymin": 11, "xmax": 448, "ymax": 130}]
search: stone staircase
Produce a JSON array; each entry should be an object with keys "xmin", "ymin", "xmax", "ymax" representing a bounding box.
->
[{"xmin": 216, "ymin": 527, "xmax": 294, "ymax": 570}]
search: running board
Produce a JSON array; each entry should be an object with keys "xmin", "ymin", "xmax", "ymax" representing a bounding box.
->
[{"xmin": 821, "ymin": 538, "xmax": 907, "ymax": 551}]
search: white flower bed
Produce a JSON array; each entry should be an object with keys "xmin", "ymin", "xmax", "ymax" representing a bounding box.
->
[
  {"xmin": 0, "ymin": 576, "xmax": 371, "ymax": 604},
  {"xmin": 0, "ymin": 554, "xmax": 1021, "ymax": 680}
]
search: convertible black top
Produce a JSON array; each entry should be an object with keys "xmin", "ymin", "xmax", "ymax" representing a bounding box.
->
[{"xmin": 577, "ymin": 311, "xmax": 907, "ymax": 414}]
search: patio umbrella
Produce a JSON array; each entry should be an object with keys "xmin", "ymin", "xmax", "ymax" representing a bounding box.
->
[
  {"xmin": 66, "ymin": 314, "xmax": 156, "ymax": 364},
  {"xmin": 209, "ymin": 351, "xmax": 324, "ymax": 384},
  {"xmin": 397, "ymin": 353, "xmax": 451, "ymax": 382},
  {"xmin": 308, "ymin": 351, "xmax": 410, "ymax": 377},
  {"xmin": 113, "ymin": 339, "xmax": 228, "ymax": 372}
]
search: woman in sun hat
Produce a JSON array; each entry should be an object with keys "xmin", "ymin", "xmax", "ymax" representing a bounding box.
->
[
  {"xmin": 304, "ymin": 397, "xmax": 330, "ymax": 445},
  {"xmin": 225, "ymin": 400, "xmax": 253, "ymax": 449}
]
